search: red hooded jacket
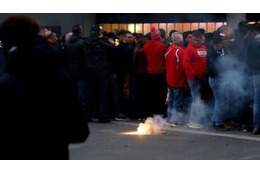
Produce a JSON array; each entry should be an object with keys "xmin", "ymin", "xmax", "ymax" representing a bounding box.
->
[
  {"xmin": 144, "ymin": 40, "xmax": 167, "ymax": 74},
  {"xmin": 183, "ymin": 39, "xmax": 207, "ymax": 80},
  {"xmin": 165, "ymin": 44, "xmax": 186, "ymax": 87}
]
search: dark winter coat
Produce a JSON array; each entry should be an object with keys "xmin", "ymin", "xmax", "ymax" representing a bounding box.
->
[
  {"xmin": 0, "ymin": 36, "xmax": 89, "ymax": 160},
  {"xmin": 114, "ymin": 42, "xmax": 134, "ymax": 76},
  {"xmin": 207, "ymin": 45, "xmax": 223, "ymax": 78},
  {"xmin": 0, "ymin": 48, "xmax": 5, "ymax": 75},
  {"xmin": 247, "ymin": 34, "xmax": 260, "ymax": 74},
  {"xmin": 84, "ymin": 33, "xmax": 114, "ymax": 80},
  {"xmin": 133, "ymin": 48, "xmax": 147, "ymax": 76},
  {"xmin": 65, "ymin": 34, "xmax": 86, "ymax": 80}
]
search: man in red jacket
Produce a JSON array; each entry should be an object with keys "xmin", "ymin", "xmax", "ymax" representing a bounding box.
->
[
  {"xmin": 165, "ymin": 32, "xmax": 187, "ymax": 126},
  {"xmin": 183, "ymin": 30, "xmax": 208, "ymax": 129},
  {"xmin": 144, "ymin": 27, "xmax": 167, "ymax": 116}
]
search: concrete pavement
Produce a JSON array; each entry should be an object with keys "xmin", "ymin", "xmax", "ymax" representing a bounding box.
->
[{"xmin": 69, "ymin": 120, "xmax": 260, "ymax": 160}]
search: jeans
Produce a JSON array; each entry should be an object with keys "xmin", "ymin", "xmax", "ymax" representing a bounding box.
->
[
  {"xmin": 209, "ymin": 77, "xmax": 226, "ymax": 126},
  {"xmin": 187, "ymin": 79, "xmax": 206, "ymax": 124},
  {"xmin": 77, "ymin": 79, "xmax": 87, "ymax": 104},
  {"xmin": 107, "ymin": 74, "xmax": 121, "ymax": 116},
  {"xmin": 253, "ymin": 74, "xmax": 260, "ymax": 131},
  {"xmin": 167, "ymin": 87, "xmax": 185, "ymax": 123},
  {"xmin": 85, "ymin": 76, "xmax": 109, "ymax": 119}
]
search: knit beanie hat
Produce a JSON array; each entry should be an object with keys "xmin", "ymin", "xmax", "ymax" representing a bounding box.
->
[
  {"xmin": 151, "ymin": 27, "xmax": 161, "ymax": 40},
  {"xmin": 91, "ymin": 24, "xmax": 101, "ymax": 32}
]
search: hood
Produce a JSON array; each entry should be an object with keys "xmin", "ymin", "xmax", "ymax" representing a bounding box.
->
[
  {"xmin": 85, "ymin": 33, "xmax": 100, "ymax": 46},
  {"xmin": 5, "ymin": 35, "xmax": 59, "ymax": 78},
  {"xmin": 69, "ymin": 34, "xmax": 82, "ymax": 43},
  {"xmin": 187, "ymin": 38, "xmax": 195, "ymax": 47},
  {"xmin": 146, "ymin": 40, "xmax": 160, "ymax": 48}
]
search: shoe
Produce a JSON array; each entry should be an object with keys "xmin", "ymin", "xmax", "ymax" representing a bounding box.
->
[
  {"xmin": 214, "ymin": 125, "xmax": 230, "ymax": 131},
  {"xmin": 98, "ymin": 117, "xmax": 111, "ymax": 123},
  {"xmin": 241, "ymin": 125, "xmax": 251, "ymax": 132},
  {"xmin": 87, "ymin": 117, "xmax": 93, "ymax": 122},
  {"xmin": 115, "ymin": 113, "xmax": 129, "ymax": 121},
  {"xmin": 253, "ymin": 130, "xmax": 260, "ymax": 135},
  {"xmin": 166, "ymin": 122, "xmax": 177, "ymax": 127},
  {"xmin": 187, "ymin": 122, "xmax": 204, "ymax": 129}
]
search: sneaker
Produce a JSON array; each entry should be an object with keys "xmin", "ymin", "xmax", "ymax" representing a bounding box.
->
[
  {"xmin": 166, "ymin": 122, "xmax": 177, "ymax": 127},
  {"xmin": 253, "ymin": 130, "xmax": 260, "ymax": 135},
  {"xmin": 214, "ymin": 124, "xmax": 230, "ymax": 131},
  {"xmin": 187, "ymin": 122, "xmax": 204, "ymax": 129},
  {"xmin": 115, "ymin": 113, "xmax": 129, "ymax": 121},
  {"xmin": 98, "ymin": 117, "xmax": 111, "ymax": 123},
  {"xmin": 241, "ymin": 125, "xmax": 251, "ymax": 132}
]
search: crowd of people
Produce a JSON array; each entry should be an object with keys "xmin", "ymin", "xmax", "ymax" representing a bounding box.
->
[
  {"xmin": 56, "ymin": 20, "xmax": 258, "ymax": 136},
  {"xmin": 0, "ymin": 15, "xmax": 259, "ymax": 159},
  {"xmin": 72, "ymin": 20, "xmax": 259, "ymax": 135}
]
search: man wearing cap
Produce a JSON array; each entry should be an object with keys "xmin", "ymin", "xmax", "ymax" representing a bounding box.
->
[
  {"xmin": 84, "ymin": 24, "xmax": 114, "ymax": 123},
  {"xmin": 143, "ymin": 27, "xmax": 167, "ymax": 117}
]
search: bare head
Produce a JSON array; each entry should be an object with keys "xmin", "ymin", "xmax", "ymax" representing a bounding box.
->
[
  {"xmin": 192, "ymin": 30, "xmax": 204, "ymax": 48},
  {"xmin": 0, "ymin": 15, "xmax": 40, "ymax": 52},
  {"xmin": 171, "ymin": 32, "xmax": 183, "ymax": 46}
]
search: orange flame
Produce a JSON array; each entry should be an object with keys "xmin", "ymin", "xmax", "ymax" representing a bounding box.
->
[
  {"xmin": 120, "ymin": 116, "xmax": 167, "ymax": 135},
  {"xmin": 137, "ymin": 123, "xmax": 152, "ymax": 135}
]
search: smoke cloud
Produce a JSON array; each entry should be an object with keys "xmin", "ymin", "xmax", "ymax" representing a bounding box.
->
[
  {"xmin": 138, "ymin": 115, "xmax": 167, "ymax": 134},
  {"xmin": 216, "ymin": 55, "xmax": 253, "ymax": 122}
]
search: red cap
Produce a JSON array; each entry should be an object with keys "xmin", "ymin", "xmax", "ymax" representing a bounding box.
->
[{"xmin": 151, "ymin": 27, "xmax": 160, "ymax": 40}]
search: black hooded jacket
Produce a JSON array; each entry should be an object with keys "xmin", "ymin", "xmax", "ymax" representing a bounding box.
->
[
  {"xmin": 0, "ymin": 36, "xmax": 89, "ymax": 160},
  {"xmin": 247, "ymin": 34, "xmax": 260, "ymax": 74},
  {"xmin": 65, "ymin": 34, "xmax": 86, "ymax": 80},
  {"xmin": 84, "ymin": 33, "xmax": 114, "ymax": 80}
]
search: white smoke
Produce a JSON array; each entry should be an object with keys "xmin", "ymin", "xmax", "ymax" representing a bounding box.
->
[
  {"xmin": 189, "ymin": 98, "xmax": 212, "ymax": 126},
  {"xmin": 214, "ymin": 55, "xmax": 253, "ymax": 122},
  {"xmin": 138, "ymin": 115, "xmax": 167, "ymax": 134},
  {"xmin": 186, "ymin": 55, "xmax": 252, "ymax": 126}
]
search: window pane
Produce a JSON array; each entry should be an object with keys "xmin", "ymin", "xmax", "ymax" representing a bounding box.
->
[
  {"xmin": 167, "ymin": 23, "xmax": 175, "ymax": 35},
  {"xmin": 207, "ymin": 22, "xmax": 215, "ymax": 32},
  {"xmin": 103, "ymin": 24, "xmax": 111, "ymax": 32},
  {"xmin": 159, "ymin": 23, "xmax": 167, "ymax": 37},
  {"xmin": 143, "ymin": 23, "xmax": 151, "ymax": 35},
  {"xmin": 135, "ymin": 23, "xmax": 143, "ymax": 34},
  {"xmin": 191, "ymin": 23, "xmax": 199, "ymax": 30},
  {"xmin": 151, "ymin": 23, "xmax": 158, "ymax": 29},
  {"xmin": 175, "ymin": 23, "xmax": 183, "ymax": 33},
  {"xmin": 111, "ymin": 24, "xmax": 119, "ymax": 33},
  {"xmin": 199, "ymin": 23, "xmax": 207, "ymax": 30},
  {"xmin": 119, "ymin": 24, "xmax": 127, "ymax": 30},
  {"xmin": 183, "ymin": 23, "xmax": 191, "ymax": 32},
  {"xmin": 128, "ymin": 23, "xmax": 135, "ymax": 33},
  {"xmin": 159, "ymin": 23, "xmax": 166, "ymax": 30},
  {"xmin": 215, "ymin": 22, "xmax": 224, "ymax": 30}
]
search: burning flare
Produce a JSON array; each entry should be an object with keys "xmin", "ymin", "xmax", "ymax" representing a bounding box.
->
[
  {"xmin": 121, "ymin": 115, "xmax": 167, "ymax": 135},
  {"xmin": 137, "ymin": 123, "xmax": 152, "ymax": 135}
]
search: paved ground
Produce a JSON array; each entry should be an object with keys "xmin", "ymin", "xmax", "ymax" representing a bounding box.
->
[{"xmin": 69, "ymin": 120, "xmax": 260, "ymax": 160}]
